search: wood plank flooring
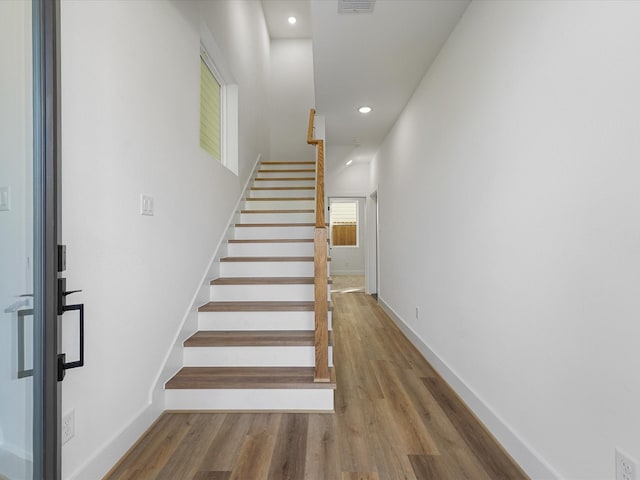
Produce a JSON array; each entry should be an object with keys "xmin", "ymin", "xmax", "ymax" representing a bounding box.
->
[{"xmin": 105, "ymin": 285, "xmax": 529, "ymax": 480}]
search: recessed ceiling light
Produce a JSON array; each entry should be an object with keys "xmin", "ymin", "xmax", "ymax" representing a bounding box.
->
[
  {"xmin": 358, "ymin": 106, "xmax": 372, "ymax": 114},
  {"xmin": 346, "ymin": 159, "xmax": 353, "ymax": 166},
  {"xmin": 288, "ymin": 16, "xmax": 297, "ymax": 24}
]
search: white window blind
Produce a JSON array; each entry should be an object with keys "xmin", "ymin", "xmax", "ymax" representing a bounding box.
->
[
  {"xmin": 200, "ymin": 57, "xmax": 221, "ymax": 161},
  {"xmin": 331, "ymin": 202, "xmax": 357, "ymax": 224}
]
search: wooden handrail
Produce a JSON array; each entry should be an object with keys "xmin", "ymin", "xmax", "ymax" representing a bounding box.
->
[
  {"xmin": 307, "ymin": 108, "xmax": 319, "ymax": 145},
  {"xmin": 307, "ymin": 108, "xmax": 329, "ymax": 383}
]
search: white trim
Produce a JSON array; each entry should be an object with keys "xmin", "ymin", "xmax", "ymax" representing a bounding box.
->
[
  {"xmin": 199, "ymin": 44, "xmax": 224, "ymax": 85},
  {"xmin": 65, "ymin": 404, "xmax": 155, "ymax": 480},
  {"xmin": 377, "ymin": 296, "xmax": 562, "ymax": 480}
]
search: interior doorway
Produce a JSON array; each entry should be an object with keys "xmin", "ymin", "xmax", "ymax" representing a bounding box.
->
[{"xmin": 328, "ymin": 197, "xmax": 366, "ymax": 276}]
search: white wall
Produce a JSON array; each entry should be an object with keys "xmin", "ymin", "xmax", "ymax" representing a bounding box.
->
[
  {"xmin": 371, "ymin": 1, "xmax": 640, "ymax": 478},
  {"xmin": 59, "ymin": 1, "xmax": 271, "ymax": 478},
  {"xmin": 326, "ymin": 162, "xmax": 371, "ymax": 198},
  {"xmin": 269, "ymin": 39, "xmax": 316, "ymax": 161},
  {"xmin": 0, "ymin": 1, "xmax": 33, "ymax": 474}
]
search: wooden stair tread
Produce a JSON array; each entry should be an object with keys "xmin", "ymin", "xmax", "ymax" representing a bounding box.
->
[
  {"xmin": 228, "ymin": 238, "xmax": 314, "ymax": 243},
  {"xmin": 198, "ymin": 301, "xmax": 334, "ymax": 312},
  {"xmin": 165, "ymin": 366, "xmax": 336, "ymax": 390},
  {"xmin": 251, "ymin": 186, "xmax": 314, "ymax": 191},
  {"xmin": 245, "ymin": 197, "xmax": 314, "ymax": 201},
  {"xmin": 211, "ymin": 276, "xmax": 332, "ymax": 285},
  {"xmin": 220, "ymin": 256, "xmax": 330, "ymax": 262},
  {"xmin": 185, "ymin": 330, "xmax": 334, "ymax": 347},
  {"xmin": 234, "ymin": 223, "xmax": 327, "ymax": 227},
  {"xmin": 258, "ymin": 169, "xmax": 315, "ymax": 173},
  {"xmin": 240, "ymin": 209, "xmax": 314, "ymax": 214},
  {"xmin": 254, "ymin": 177, "xmax": 315, "ymax": 181},
  {"xmin": 261, "ymin": 161, "xmax": 315, "ymax": 165}
]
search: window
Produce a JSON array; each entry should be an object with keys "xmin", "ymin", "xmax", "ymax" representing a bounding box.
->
[
  {"xmin": 200, "ymin": 55, "xmax": 221, "ymax": 161},
  {"xmin": 330, "ymin": 199, "xmax": 358, "ymax": 247},
  {"xmin": 198, "ymin": 24, "xmax": 239, "ymax": 174}
]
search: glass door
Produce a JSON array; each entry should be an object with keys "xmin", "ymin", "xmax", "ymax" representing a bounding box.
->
[{"xmin": 1, "ymin": 1, "xmax": 60, "ymax": 479}]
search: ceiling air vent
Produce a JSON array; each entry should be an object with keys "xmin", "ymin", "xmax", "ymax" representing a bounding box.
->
[{"xmin": 338, "ymin": 0, "xmax": 376, "ymax": 14}]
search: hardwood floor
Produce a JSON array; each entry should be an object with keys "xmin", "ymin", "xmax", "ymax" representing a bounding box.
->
[{"xmin": 105, "ymin": 290, "xmax": 529, "ymax": 480}]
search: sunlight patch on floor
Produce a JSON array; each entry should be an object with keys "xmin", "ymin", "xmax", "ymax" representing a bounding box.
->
[{"xmin": 331, "ymin": 275, "xmax": 364, "ymax": 293}]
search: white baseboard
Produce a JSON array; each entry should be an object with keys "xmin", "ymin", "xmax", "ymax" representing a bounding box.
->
[
  {"xmin": 66, "ymin": 404, "xmax": 156, "ymax": 480},
  {"xmin": 377, "ymin": 297, "xmax": 562, "ymax": 480}
]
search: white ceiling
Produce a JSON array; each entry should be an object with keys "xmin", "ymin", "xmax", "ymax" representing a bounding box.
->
[
  {"xmin": 262, "ymin": 0, "xmax": 312, "ymax": 39},
  {"xmin": 262, "ymin": 0, "xmax": 470, "ymax": 169}
]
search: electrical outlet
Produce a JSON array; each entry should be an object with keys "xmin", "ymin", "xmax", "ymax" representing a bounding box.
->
[
  {"xmin": 140, "ymin": 194, "xmax": 154, "ymax": 216},
  {"xmin": 616, "ymin": 448, "xmax": 637, "ymax": 480},
  {"xmin": 62, "ymin": 410, "xmax": 75, "ymax": 445}
]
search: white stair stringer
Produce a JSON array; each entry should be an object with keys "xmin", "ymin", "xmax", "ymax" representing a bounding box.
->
[{"xmin": 165, "ymin": 159, "xmax": 334, "ymax": 411}]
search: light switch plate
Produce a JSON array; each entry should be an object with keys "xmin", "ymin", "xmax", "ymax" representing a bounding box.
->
[
  {"xmin": 0, "ymin": 186, "xmax": 10, "ymax": 211},
  {"xmin": 140, "ymin": 194, "xmax": 154, "ymax": 216}
]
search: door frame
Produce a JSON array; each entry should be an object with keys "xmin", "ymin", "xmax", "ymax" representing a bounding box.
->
[
  {"xmin": 32, "ymin": 0, "xmax": 61, "ymax": 477},
  {"xmin": 365, "ymin": 189, "xmax": 378, "ymax": 296}
]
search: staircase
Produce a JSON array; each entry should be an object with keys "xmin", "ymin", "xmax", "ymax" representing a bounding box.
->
[{"xmin": 165, "ymin": 160, "xmax": 336, "ymax": 411}]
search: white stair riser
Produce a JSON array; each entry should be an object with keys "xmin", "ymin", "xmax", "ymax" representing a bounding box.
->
[
  {"xmin": 183, "ymin": 346, "xmax": 333, "ymax": 367},
  {"xmin": 210, "ymin": 284, "xmax": 315, "ymax": 301},
  {"xmin": 228, "ymin": 242, "xmax": 314, "ymax": 257},
  {"xmin": 233, "ymin": 226, "xmax": 315, "ymax": 240},
  {"xmin": 220, "ymin": 261, "xmax": 313, "ymax": 277},
  {"xmin": 240, "ymin": 212, "xmax": 315, "ymax": 224},
  {"xmin": 198, "ymin": 311, "xmax": 333, "ymax": 331},
  {"xmin": 249, "ymin": 189, "xmax": 314, "ymax": 198},
  {"xmin": 260, "ymin": 163, "xmax": 315, "ymax": 170},
  {"xmin": 165, "ymin": 388, "xmax": 334, "ymax": 411},
  {"xmin": 243, "ymin": 199, "xmax": 315, "ymax": 210},
  {"xmin": 257, "ymin": 171, "xmax": 315, "ymax": 179},
  {"xmin": 252, "ymin": 179, "xmax": 315, "ymax": 188}
]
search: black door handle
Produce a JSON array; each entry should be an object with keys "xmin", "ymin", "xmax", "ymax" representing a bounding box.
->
[
  {"xmin": 57, "ymin": 277, "xmax": 85, "ymax": 381},
  {"xmin": 17, "ymin": 308, "xmax": 34, "ymax": 379},
  {"xmin": 58, "ymin": 302, "xmax": 84, "ymax": 382}
]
